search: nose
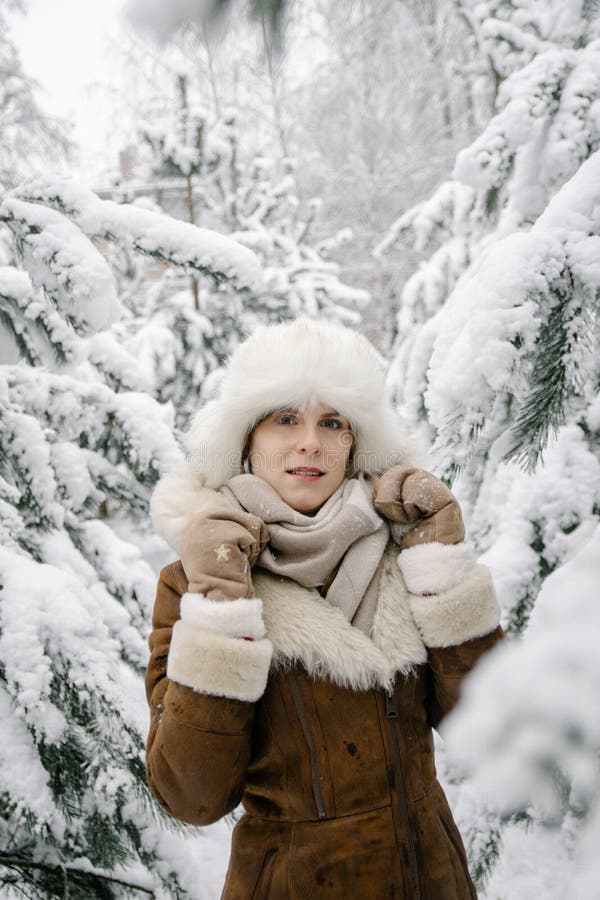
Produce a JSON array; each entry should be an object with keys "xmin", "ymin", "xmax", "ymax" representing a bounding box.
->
[{"xmin": 295, "ymin": 423, "xmax": 322, "ymax": 454}]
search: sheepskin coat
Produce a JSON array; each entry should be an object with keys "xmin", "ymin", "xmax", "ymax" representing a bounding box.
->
[{"xmin": 146, "ymin": 483, "xmax": 503, "ymax": 900}]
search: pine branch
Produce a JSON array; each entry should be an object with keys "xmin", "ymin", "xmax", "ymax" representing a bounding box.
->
[
  {"xmin": 10, "ymin": 180, "xmax": 260, "ymax": 293},
  {"xmin": 1, "ymin": 199, "xmax": 120, "ymax": 337},
  {"xmin": 0, "ymin": 855, "xmax": 155, "ymax": 896},
  {"xmin": 504, "ymin": 275, "xmax": 586, "ymax": 471},
  {"xmin": 480, "ymin": 18, "xmax": 554, "ymax": 57},
  {"xmin": 451, "ymin": 0, "xmax": 502, "ymax": 99},
  {"xmin": 0, "ymin": 296, "xmax": 40, "ymax": 364},
  {"xmin": 582, "ymin": 0, "xmax": 600, "ymax": 23},
  {"xmin": 470, "ymin": 824, "xmax": 503, "ymax": 890}
]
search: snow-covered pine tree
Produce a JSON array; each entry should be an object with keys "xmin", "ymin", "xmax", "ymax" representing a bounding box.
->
[
  {"xmin": 0, "ymin": 176, "xmax": 260, "ymax": 898},
  {"xmin": 381, "ymin": 0, "xmax": 600, "ymax": 628},
  {"xmin": 378, "ymin": 1, "xmax": 600, "ymax": 895},
  {"xmin": 107, "ymin": 66, "xmax": 368, "ymax": 429}
]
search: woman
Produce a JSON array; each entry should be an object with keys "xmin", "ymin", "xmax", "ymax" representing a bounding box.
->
[{"xmin": 146, "ymin": 317, "xmax": 503, "ymax": 899}]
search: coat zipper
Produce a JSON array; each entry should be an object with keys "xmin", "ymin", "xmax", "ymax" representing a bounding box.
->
[
  {"xmin": 385, "ymin": 689, "xmax": 422, "ymax": 900},
  {"xmin": 289, "ymin": 673, "xmax": 326, "ymax": 820}
]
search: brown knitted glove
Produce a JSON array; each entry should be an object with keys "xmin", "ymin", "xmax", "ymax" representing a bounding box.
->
[
  {"xmin": 373, "ymin": 466, "xmax": 464, "ymax": 549},
  {"xmin": 179, "ymin": 507, "xmax": 269, "ymax": 601}
]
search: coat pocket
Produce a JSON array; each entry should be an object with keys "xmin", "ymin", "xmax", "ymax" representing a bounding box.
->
[
  {"xmin": 251, "ymin": 847, "xmax": 278, "ymax": 900},
  {"xmin": 413, "ymin": 784, "xmax": 477, "ymax": 900},
  {"xmin": 438, "ymin": 807, "xmax": 470, "ymax": 869},
  {"xmin": 436, "ymin": 808, "xmax": 477, "ymax": 899}
]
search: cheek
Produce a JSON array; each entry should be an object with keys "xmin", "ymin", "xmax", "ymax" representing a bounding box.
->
[
  {"xmin": 324, "ymin": 451, "xmax": 351, "ymax": 489},
  {"xmin": 325, "ymin": 432, "xmax": 353, "ymax": 465},
  {"xmin": 249, "ymin": 429, "xmax": 290, "ymax": 470},
  {"xmin": 249, "ymin": 425, "xmax": 276, "ymax": 454}
]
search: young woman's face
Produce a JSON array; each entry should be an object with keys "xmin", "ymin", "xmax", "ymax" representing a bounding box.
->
[{"xmin": 247, "ymin": 403, "xmax": 353, "ymax": 514}]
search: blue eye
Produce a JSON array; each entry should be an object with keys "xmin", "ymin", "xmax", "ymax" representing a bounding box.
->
[
  {"xmin": 277, "ymin": 415, "xmax": 296, "ymax": 425},
  {"xmin": 321, "ymin": 419, "xmax": 342, "ymax": 429}
]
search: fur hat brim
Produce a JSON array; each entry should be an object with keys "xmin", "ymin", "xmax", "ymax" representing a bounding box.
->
[{"xmin": 182, "ymin": 317, "xmax": 418, "ymax": 488}]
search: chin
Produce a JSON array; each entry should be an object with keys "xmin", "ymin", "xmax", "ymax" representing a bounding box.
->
[
  {"xmin": 281, "ymin": 482, "xmax": 334, "ymax": 514},
  {"xmin": 293, "ymin": 500, "xmax": 323, "ymax": 514},
  {"xmin": 282, "ymin": 493, "xmax": 323, "ymax": 514}
]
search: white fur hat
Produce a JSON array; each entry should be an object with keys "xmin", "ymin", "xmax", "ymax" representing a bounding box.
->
[{"xmin": 181, "ymin": 316, "xmax": 416, "ymax": 488}]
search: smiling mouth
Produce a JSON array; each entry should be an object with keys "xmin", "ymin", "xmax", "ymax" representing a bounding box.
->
[{"xmin": 287, "ymin": 467, "xmax": 324, "ymax": 477}]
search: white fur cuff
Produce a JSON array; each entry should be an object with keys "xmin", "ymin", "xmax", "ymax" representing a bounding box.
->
[
  {"xmin": 408, "ymin": 563, "xmax": 500, "ymax": 648},
  {"xmin": 167, "ymin": 620, "xmax": 273, "ymax": 702},
  {"xmin": 398, "ymin": 541, "xmax": 476, "ymax": 595},
  {"xmin": 180, "ymin": 593, "xmax": 266, "ymax": 640}
]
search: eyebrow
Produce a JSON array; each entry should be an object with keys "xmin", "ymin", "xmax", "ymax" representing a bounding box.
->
[{"xmin": 274, "ymin": 407, "xmax": 342, "ymax": 417}]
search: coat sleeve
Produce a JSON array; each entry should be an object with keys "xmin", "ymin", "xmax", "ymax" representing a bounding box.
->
[
  {"xmin": 145, "ymin": 562, "xmax": 272, "ymax": 825},
  {"xmin": 423, "ymin": 625, "xmax": 504, "ymax": 729},
  {"xmin": 401, "ymin": 555, "xmax": 505, "ymax": 728}
]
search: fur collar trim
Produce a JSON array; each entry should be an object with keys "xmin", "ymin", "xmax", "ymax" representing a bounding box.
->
[
  {"xmin": 257, "ymin": 544, "xmax": 427, "ymax": 691},
  {"xmin": 152, "ymin": 474, "xmax": 431, "ymax": 687}
]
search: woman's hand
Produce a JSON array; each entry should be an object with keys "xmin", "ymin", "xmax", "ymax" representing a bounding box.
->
[
  {"xmin": 373, "ymin": 466, "xmax": 464, "ymax": 549},
  {"xmin": 179, "ymin": 507, "xmax": 269, "ymax": 601}
]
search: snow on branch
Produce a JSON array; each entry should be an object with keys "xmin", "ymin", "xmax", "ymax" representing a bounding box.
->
[
  {"xmin": 0, "ymin": 265, "xmax": 98, "ymax": 367},
  {"xmin": 0, "ymin": 266, "xmax": 41, "ymax": 364},
  {"xmin": 0, "ymin": 265, "xmax": 31, "ymax": 302},
  {"xmin": 1, "ymin": 197, "xmax": 121, "ymax": 336},
  {"xmin": 398, "ymin": 238, "xmax": 471, "ymax": 331},
  {"xmin": 12, "ymin": 177, "xmax": 262, "ymax": 292},
  {"xmin": 545, "ymin": 41, "xmax": 600, "ymax": 186},
  {"xmin": 480, "ymin": 18, "xmax": 554, "ymax": 56},
  {"xmin": 2, "ymin": 364, "xmax": 181, "ymax": 529},
  {"xmin": 374, "ymin": 182, "xmax": 476, "ymax": 258},
  {"xmin": 454, "ymin": 48, "xmax": 576, "ymax": 190},
  {"xmin": 373, "ymin": 204, "xmax": 423, "ymax": 259},
  {"xmin": 0, "ymin": 543, "xmax": 146, "ymax": 792},
  {"xmin": 0, "ymin": 402, "xmax": 64, "ymax": 532},
  {"xmin": 425, "ymin": 150, "xmax": 600, "ymax": 474},
  {"xmin": 444, "ymin": 522, "xmax": 600, "ymax": 837}
]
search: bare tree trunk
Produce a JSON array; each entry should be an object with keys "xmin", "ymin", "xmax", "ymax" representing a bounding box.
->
[
  {"xmin": 185, "ymin": 173, "xmax": 200, "ymax": 310},
  {"xmin": 179, "ymin": 74, "xmax": 201, "ymax": 310},
  {"xmin": 201, "ymin": 24, "xmax": 222, "ymax": 117}
]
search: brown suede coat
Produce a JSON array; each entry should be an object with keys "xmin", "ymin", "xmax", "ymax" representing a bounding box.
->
[{"xmin": 146, "ymin": 556, "xmax": 503, "ymax": 900}]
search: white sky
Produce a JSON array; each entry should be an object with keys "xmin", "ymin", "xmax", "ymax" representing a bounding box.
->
[
  {"xmin": 9, "ymin": 0, "xmax": 325, "ymax": 183},
  {"xmin": 10, "ymin": 0, "xmax": 130, "ymax": 180}
]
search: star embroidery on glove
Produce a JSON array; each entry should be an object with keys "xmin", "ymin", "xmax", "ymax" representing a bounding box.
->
[{"xmin": 214, "ymin": 543, "xmax": 232, "ymax": 561}]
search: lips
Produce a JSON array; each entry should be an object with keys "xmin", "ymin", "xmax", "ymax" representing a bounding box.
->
[{"xmin": 287, "ymin": 467, "xmax": 324, "ymax": 476}]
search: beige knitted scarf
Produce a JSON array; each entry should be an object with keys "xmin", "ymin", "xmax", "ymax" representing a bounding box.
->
[{"xmin": 221, "ymin": 473, "xmax": 390, "ymax": 635}]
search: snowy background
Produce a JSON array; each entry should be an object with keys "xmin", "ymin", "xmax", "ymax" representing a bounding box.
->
[{"xmin": 1, "ymin": 0, "xmax": 599, "ymax": 897}]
